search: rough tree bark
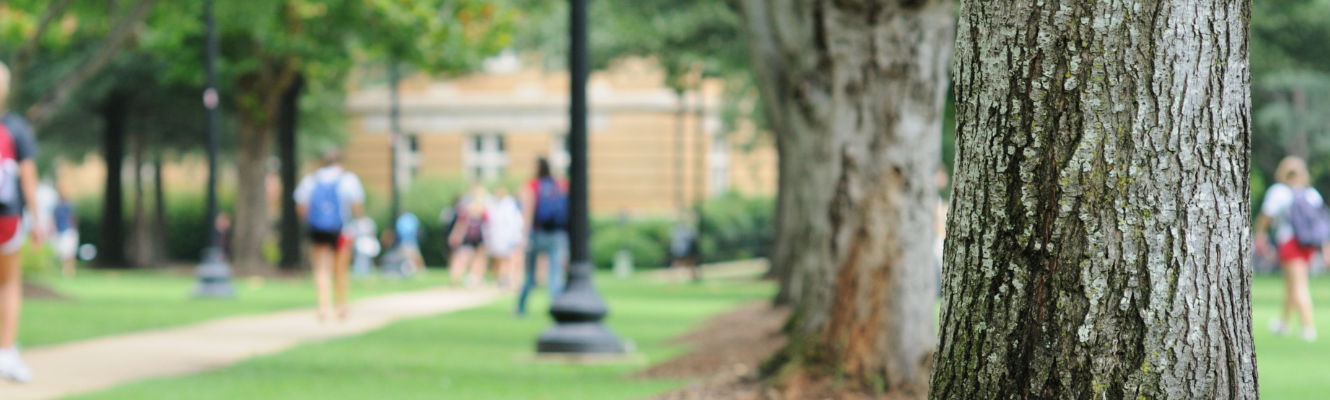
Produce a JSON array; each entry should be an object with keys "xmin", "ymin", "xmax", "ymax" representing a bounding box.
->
[
  {"xmin": 930, "ymin": 1, "xmax": 1258, "ymax": 399},
  {"xmin": 127, "ymin": 125, "xmax": 152, "ymax": 268},
  {"xmin": 98, "ymin": 93, "xmax": 129, "ymax": 268},
  {"xmin": 738, "ymin": 0, "xmax": 954, "ymax": 396},
  {"xmin": 231, "ymin": 58, "xmax": 299, "ymax": 273}
]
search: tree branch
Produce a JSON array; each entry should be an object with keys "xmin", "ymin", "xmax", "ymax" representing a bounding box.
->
[
  {"xmin": 10, "ymin": 0, "xmax": 77, "ymax": 86},
  {"xmin": 25, "ymin": 0, "xmax": 158, "ymax": 127}
]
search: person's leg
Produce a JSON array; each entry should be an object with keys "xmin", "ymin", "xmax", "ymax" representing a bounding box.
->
[
  {"xmin": 517, "ymin": 236, "xmax": 540, "ymax": 315},
  {"xmin": 1282, "ymin": 261, "xmax": 1297, "ymax": 326},
  {"xmin": 467, "ymin": 248, "xmax": 489, "ymax": 287},
  {"xmin": 334, "ymin": 241, "xmax": 352, "ymax": 319},
  {"xmin": 310, "ymin": 244, "xmax": 334, "ymax": 322},
  {"xmin": 547, "ymin": 232, "xmax": 568, "ymax": 299},
  {"xmin": 1287, "ymin": 260, "xmax": 1315, "ymax": 328},
  {"xmin": 449, "ymin": 247, "xmax": 473, "ymax": 285},
  {"xmin": 0, "ymin": 251, "xmax": 21, "ymax": 349}
]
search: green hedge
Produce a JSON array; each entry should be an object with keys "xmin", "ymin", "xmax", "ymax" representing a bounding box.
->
[{"xmin": 590, "ymin": 192, "xmax": 775, "ymax": 269}]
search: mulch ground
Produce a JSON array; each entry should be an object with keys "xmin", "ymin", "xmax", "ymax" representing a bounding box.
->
[
  {"xmin": 636, "ymin": 302, "xmax": 789, "ymax": 400},
  {"xmin": 638, "ymin": 302, "xmax": 920, "ymax": 400}
]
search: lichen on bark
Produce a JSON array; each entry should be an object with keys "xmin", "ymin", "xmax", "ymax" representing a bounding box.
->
[{"xmin": 931, "ymin": 0, "xmax": 1258, "ymax": 399}]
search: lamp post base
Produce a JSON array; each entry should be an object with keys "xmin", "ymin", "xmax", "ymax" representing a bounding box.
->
[
  {"xmin": 193, "ymin": 246, "xmax": 235, "ymax": 298},
  {"xmin": 535, "ymin": 261, "xmax": 624, "ymax": 355}
]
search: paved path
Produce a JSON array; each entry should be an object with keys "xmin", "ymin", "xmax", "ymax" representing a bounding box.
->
[{"xmin": 0, "ymin": 287, "xmax": 501, "ymax": 400}]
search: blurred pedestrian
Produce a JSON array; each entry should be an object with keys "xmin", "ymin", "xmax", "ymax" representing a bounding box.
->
[
  {"xmin": 53, "ymin": 187, "xmax": 78, "ymax": 278},
  {"xmin": 485, "ymin": 187, "xmax": 523, "ymax": 289},
  {"xmin": 669, "ymin": 210, "xmax": 700, "ymax": 282},
  {"xmin": 1256, "ymin": 156, "xmax": 1326, "ymax": 342},
  {"xmin": 517, "ymin": 158, "xmax": 569, "ymax": 316},
  {"xmin": 0, "ymin": 61, "xmax": 42, "ymax": 383},
  {"xmin": 395, "ymin": 212, "xmax": 424, "ymax": 275},
  {"xmin": 295, "ymin": 150, "xmax": 365, "ymax": 323},
  {"xmin": 448, "ymin": 184, "xmax": 489, "ymax": 287}
]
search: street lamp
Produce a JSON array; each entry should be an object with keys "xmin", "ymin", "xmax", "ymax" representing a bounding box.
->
[
  {"xmin": 535, "ymin": 0, "xmax": 624, "ymax": 355},
  {"xmin": 193, "ymin": 0, "xmax": 234, "ymax": 298}
]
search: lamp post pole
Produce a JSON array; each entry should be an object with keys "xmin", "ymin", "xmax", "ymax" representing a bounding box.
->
[
  {"xmin": 535, "ymin": 0, "xmax": 624, "ymax": 355},
  {"xmin": 389, "ymin": 60, "xmax": 402, "ymax": 220},
  {"xmin": 193, "ymin": 0, "xmax": 234, "ymax": 298}
]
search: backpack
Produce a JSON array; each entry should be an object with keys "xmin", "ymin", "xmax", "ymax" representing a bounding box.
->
[
  {"xmin": 1289, "ymin": 188, "xmax": 1330, "ymax": 247},
  {"xmin": 0, "ymin": 124, "xmax": 21, "ymax": 215},
  {"xmin": 533, "ymin": 178, "xmax": 568, "ymax": 231},
  {"xmin": 306, "ymin": 176, "xmax": 344, "ymax": 233}
]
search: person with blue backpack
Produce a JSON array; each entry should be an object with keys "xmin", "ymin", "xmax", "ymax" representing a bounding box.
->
[
  {"xmin": 294, "ymin": 151, "xmax": 366, "ymax": 323},
  {"xmin": 516, "ymin": 158, "xmax": 569, "ymax": 316},
  {"xmin": 1256, "ymin": 157, "xmax": 1330, "ymax": 342}
]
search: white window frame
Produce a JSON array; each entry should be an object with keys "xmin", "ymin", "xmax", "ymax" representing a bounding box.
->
[
  {"xmin": 549, "ymin": 133, "xmax": 570, "ymax": 177},
  {"xmin": 463, "ymin": 133, "xmax": 508, "ymax": 182}
]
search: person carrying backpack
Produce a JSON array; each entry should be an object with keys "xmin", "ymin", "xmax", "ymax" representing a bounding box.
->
[
  {"xmin": 295, "ymin": 150, "xmax": 365, "ymax": 323},
  {"xmin": 1256, "ymin": 156, "xmax": 1329, "ymax": 342},
  {"xmin": 516, "ymin": 158, "xmax": 569, "ymax": 316},
  {"xmin": 0, "ymin": 62, "xmax": 41, "ymax": 384}
]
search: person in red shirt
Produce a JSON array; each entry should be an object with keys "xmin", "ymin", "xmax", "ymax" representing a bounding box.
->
[{"xmin": 0, "ymin": 62, "xmax": 42, "ymax": 383}]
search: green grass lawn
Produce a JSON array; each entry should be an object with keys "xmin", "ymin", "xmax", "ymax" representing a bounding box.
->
[
  {"xmin": 22, "ymin": 269, "xmax": 453, "ymax": 347},
  {"xmin": 1251, "ymin": 274, "xmax": 1330, "ymax": 399},
  {"xmin": 60, "ymin": 273, "xmax": 774, "ymax": 400},
  {"xmin": 19, "ymin": 268, "xmax": 1329, "ymax": 400}
]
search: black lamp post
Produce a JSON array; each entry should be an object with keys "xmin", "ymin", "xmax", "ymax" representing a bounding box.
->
[
  {"xmin": 535, "ymin": 0, "xmax": 624, "ymax": 354},
  {"xmin": 193, "ymin": 0, "xmax": 234, "ymax": 298}
]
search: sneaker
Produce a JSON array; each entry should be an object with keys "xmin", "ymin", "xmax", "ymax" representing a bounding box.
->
[
  {"xmin": 1270, "ymin": 318, "xmax": 1291, "ymax": 336},
  {"xmin": 1302, "ymin": 327, "xmax": 1318, "ymax": 343},
  {"xmin": 0, "ymin": 347, "xmax": 33, "ymax": 383}
]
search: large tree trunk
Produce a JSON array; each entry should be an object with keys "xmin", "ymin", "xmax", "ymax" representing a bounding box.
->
[
  {"xmin": 930, "ymin": 1, "xmax": 1258, "ymax": 399},
  {"xmin": 232, "ymin": 117, "xmax": 275, "ymax": 273},
  {"xmin": 98, "ymin": 93, "xmax": 129, "ymax": 268},
  {"xmin": 278, "ymin": 75, "xmax": 304, "ymax": 270},
  {"xmin": 231, "ymin": 60, "xmax": 299, "ymax": 273},
  {"xmin": 739, "ymin": 0, "xmax": 954, "ymax": 396}
]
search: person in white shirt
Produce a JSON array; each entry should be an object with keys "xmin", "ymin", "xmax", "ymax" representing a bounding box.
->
[
  {"xmin": 1256, "ymin": 156, "xmax": 1325, "ymax": 342},
  {"xmin": 294, "ymin": 151, "xmax": 365, "ymax": 323},
  {"xmin": 484, "ymin": 187, "xmax": 524, "ymax": 289}
]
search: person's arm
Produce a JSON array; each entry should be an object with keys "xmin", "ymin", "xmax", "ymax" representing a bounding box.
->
[
  {"xmin": 448, "ymin": 213, "xmax": 466, "ymax": 247},
  {"xmin": 20, "ymin": 160, "xmax": 41, "ymax": 245},
  {"xmin": 520, "ymin": 185, "xmax": 536, "ymax": 234},
  {"xmin": 1254, "ymin": 214, "xmax": 1271, "ymax": 255}
]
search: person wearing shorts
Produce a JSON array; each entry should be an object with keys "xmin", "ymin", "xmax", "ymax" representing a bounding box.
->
[
  {"xmin": 53, "ymin": 189, "xmax": 78, "ymax": 278},
  {"xmin": 1256, "ymin": 156, "xmax": 1325, "ymax": 342},
  {"xmin": 484, "ymin": 187, "xmax": 524, "ymax": 289},
  {"xmin": 0, "ymin": 61, "xmax": 41, "ymax": 383},
  {"xmin": 295, "ymin": 151, "xmax": 365, "ymax": 323},
  {"xmin": 448, "ymin": 185, "xmax": 489, "ymax": 287}
]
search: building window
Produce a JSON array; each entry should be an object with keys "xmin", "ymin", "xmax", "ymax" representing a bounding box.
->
[
  {"xmin": 549, "ymin": 133, "xmax": 570, "ymax": 176},
  {"xmin": 406, "ymin": 135, "xmax": 421, "ymax": 179},
  {"xmin": 464, "ymin": 133, "xmax": 508, "ymax": 182},
  {"xmin": 709, "ymin": 136, "xmax": 731, "ymax": 194}
]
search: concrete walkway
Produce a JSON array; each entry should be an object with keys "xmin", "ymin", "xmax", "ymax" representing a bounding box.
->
[{"xmin": 0, "ymin": 287, "xmax": 501, "ymax": 400}]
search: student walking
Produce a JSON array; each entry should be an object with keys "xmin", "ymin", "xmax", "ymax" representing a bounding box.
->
[
  {"xmin": 485, "ymin": 187, "xmax": 524, "ymax": 289},
  {"xmin": 517, "ymin": 158, "xmax": 569, "ymax": 316},
  {"xmin": 53, "ymin": 187, "xmax": 79, "ymax": 278},
  {"xmin": 295, "ymin": 151, "xmax": 365, "ymax": 323},
  {"xmin": 395, "ymin": 212, "xmax": 424, "ymax": 275},
  {"xmin": 448, "ymin": 185, "xmax": 490, "ymax": 287},
  {"xmin": 1257, "ymin": 156, "xmax": 1327, "ymax": 342},
  {"xmin": 0, "ymin": 62, "xmax": 42, "ymax": 383}
]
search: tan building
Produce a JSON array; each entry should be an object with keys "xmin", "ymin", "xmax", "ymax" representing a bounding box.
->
[{"xmin": 343, "ymin": 57, "xmax": 776, "ymax": 215}]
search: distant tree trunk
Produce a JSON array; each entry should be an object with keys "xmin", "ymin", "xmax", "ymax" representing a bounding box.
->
[
  {"xmin": 278, "ymin": 75, "xmax": 304, "ymax": 270},
  {"xmin": 98, "ymin": 93, "xmax": 129, "ymax": 268},
  {"xmin": 153, "ymin": 155, "xmax": 168, "ymax": 262},
  {"xmin": 127, "ymin": 127, "xmax": 151, "ymax": 268},
  {"xmin": 231, "ymin": 60, "xmax": 299, "ymax": 273},
  {"xmin": 930, "ymin": 1, "xmax": 1258, "ymax": 399},
  {"xmin": 739, "ymin": 0, "xmax": 954, "ymax": 396}
]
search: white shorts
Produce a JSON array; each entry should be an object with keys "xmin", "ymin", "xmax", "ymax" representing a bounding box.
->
[{"xmin": 55, "ymin": 230, "xmax": 79, "ymax": 260}]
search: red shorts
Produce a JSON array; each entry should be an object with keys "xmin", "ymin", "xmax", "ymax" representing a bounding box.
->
[
  {"xmin": 0, "ymin": 216, "xmax": 21, "ymax": 254},
  {"xmin": 1279, "ymin": 239, "xmax": 1317, "ymax": 264}
]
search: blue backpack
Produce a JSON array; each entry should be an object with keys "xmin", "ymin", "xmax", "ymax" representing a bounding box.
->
[
  {"xmin": 306, "ymin": 178, "xmax": 344, "ymax": 233},
  {"xmin": 1290, "ymin": 189, "xmax": 1330, "ymax": 248},
  {"xmin": 534, "ymin": 178, "xmax": 568, "ymax": 231}
]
